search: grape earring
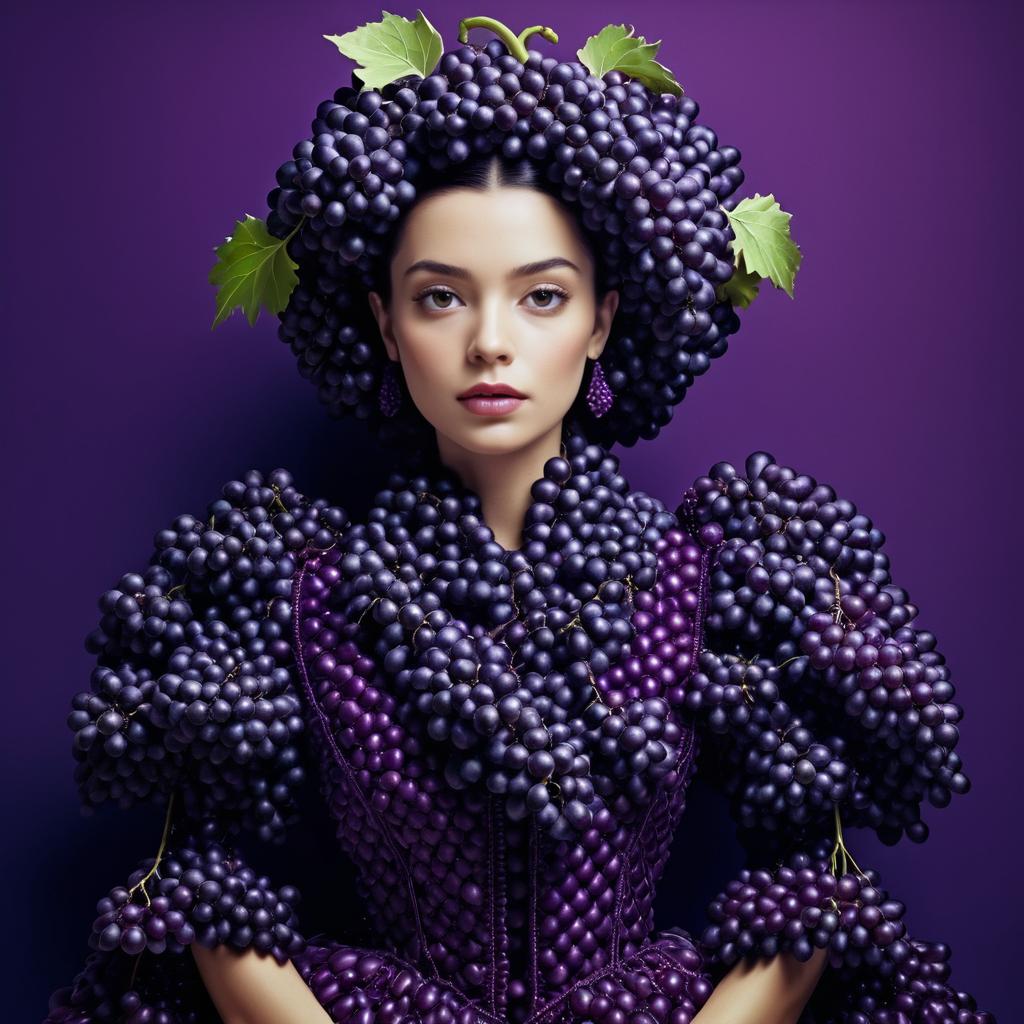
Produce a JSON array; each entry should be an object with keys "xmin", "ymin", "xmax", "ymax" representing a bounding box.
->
[
  {"xmin": 379, "ymin": 362, "xmax": 402, "ymax": 417},
  {"xmin": 586, "ymin": 359, "xmax": 614, "ymax": 418}
]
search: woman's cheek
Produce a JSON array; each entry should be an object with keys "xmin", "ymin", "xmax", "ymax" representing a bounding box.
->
[
  {"xmin": 409, "ymin": 347, "xmax": 446, "ymax": 401},
  {"xmin": 552, "ymin": 343, "xmax": 586, "ymax": 395}
]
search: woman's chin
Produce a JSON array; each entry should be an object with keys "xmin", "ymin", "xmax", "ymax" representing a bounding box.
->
[{"xmin": 435, "ymin": 424, "xmax": 554, "ymax": 458}]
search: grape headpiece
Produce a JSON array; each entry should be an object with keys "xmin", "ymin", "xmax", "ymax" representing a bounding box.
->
[{"xmin": 209, "ymin": 11, "xmax": 802, "ymax": 449}]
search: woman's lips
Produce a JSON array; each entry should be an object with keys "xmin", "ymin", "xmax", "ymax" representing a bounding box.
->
[{"xmin": 458, "ymin": 395, "xmax": 526, "ymax": 416}]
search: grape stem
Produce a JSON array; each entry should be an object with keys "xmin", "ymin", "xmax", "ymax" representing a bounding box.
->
[
  {"xmin": 128, "ymin": 790, "xmax": 177, "ymax": 908},
  {"xmin": 584, "ymin": 667, "xmax": 604, "ymax": 711},
  {"xmin": 358, "ymin": 595, "xmax": 384, "ymax": 627},
  {"xmin": 457, "ymin": 17, "xmax": 558, "ymax": 64},
  {"xmin": 828, "ymin": 804, "xmax": 865, "ymax": 880},
  {"xmin": 270, "ymin": 483, "xmax": 289, "ymax": 516},
  {"xmin": 828, "ymin": 566, "xmax": 853, "ymax": 628},
  {"xmin": 128, "ymin": 950, "xmax": 143, "ymax": 993}
]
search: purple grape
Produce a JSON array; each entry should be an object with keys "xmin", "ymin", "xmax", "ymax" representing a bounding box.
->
[
  {"xmin": 45, "ymin": 945, "xmax": 220, "ymax": 1023},
  {"xmin": 299, "ymin": 432, "xmax": 704, "ymax": 841},
  {"xmin": 268, "ymin": 38, "xmax": 746, "ymax": 452},
  {"xmin": 698, "ymin": 836, "xmax": 994, "ymax": 1023},
  {"xmin": 678, "ymin": 452, "xmax": 971, "ymax": 847}
]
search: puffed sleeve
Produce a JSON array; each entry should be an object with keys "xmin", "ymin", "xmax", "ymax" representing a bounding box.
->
[
  {"xmin": 670, "ymin": 451, "xmax": 995, "ymax": 1024},
  {"xmin": 45, "ymin": 468, "xmax": 349, "ymax": 1022}
]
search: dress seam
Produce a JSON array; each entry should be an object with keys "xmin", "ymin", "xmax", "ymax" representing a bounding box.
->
[
  {"xmin": 291, "ymin": 551, "xmax": 439, "ymax": 980},
  {"xmin": 487, "ymin": 794, "xmax": 497, "ymax": 1016},
  {"xmin": 692, "ymin": 525, "xmax": 720, "ymax": 666},
  {"xmin": 493, "ymin": 800, "xmax": 510, "ymax": 1016},
  {"xmin": 610, "ymin": 717, "xmax": 695, "ymax": 967},
  {"xmin": 529, "ymin": 814, "xmax": 540, "ymax": 1016}
]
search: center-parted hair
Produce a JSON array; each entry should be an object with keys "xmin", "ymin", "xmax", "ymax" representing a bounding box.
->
[{"xmin": 267, "ymin": 38, "xmax": 745, "ymax": 453}]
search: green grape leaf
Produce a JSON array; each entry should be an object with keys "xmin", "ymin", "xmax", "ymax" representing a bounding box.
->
[
  {"xmin": 577, "ymin": 24, "xmax": 683, "ymax": 96},
  {"xmin": 323, "ymin": 9, "xmax": 443, "ymax": 91},
  {"xmin": 208, "ymin": 215, "xmax": 299, "ymax": 329},
  {"xmin": 722, "ymin": 193, "xmax": 802, "ymax": 299},
  {"xmin": 716, "ymin": 261, "xmax": 762, "ymax": 309}
]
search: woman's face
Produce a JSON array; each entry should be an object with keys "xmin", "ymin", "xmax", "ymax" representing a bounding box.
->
[{"xmin": 368, "ymin": 185, "xmax": 619, "ymax": 459}]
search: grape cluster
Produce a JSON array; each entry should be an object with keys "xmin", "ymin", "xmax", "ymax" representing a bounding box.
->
[
  {"xmin": 151, "ymin": 468, "xmax": 347, "ymax": 657},
  {"xmin": 678, "ymin": 451, "xmax": 971, "ymax": 846},
  {"xmin": 699, "ymin": 836, "xmax": 994, "ymax": 1023},
  {"xmin": 86, "ymin": 469, "xmax": 347, "ymax": 669},
  {"xmin": 45, "ymin": 945, "xmax": 220, "ymax": 1023},
  {"xmin": 85, "ymin": 565, "xmax": 196, "ymax": 668},
  {"xmin": 69, "ymin": 661, "xmax": 169, "ymax": 810},
  {"xmin": 683, "ymin": 649, "xmax": 854, "ymax": 834},
  {"xmin": 51, "ymin": 469, "xmax": 343, "ymax": 1019},
  {"xmin": 269, "ymin": 35, "xmax": 746, "ymax": 449},
  {"xmin": 324, "ymin": 431, "xmax": 702, "ymax": 839},
  {"xmin": 804, "ymin": 940, "xmax": 996, "ymax": 1024},
  {"xmin": 69, "ymin": 615, "xmax": 307, "ymax": 840},
  {"xmin": 158, "ymin": 634, "xmax": 308, "ymax": 840},
  {"xmin": 89, "ymin": 836, "xmax": 304, "ymax": 963},
  {"xmin": 67, "ymin": 468, "xmax": 349, "ymax": 839}
]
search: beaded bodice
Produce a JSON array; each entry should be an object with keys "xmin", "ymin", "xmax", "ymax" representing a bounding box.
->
[{"xmin": 291, "ymin": 507, "xmax": 713, "ymax": 1024}]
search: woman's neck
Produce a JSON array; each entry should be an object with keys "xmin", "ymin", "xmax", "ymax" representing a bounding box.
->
[{"xmin": 435, "ymin": 424, "xmax": 565, "ymax": 551}]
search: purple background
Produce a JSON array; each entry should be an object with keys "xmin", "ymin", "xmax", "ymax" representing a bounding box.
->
[{"xmin": 5, "ymin": 1, "xmax": 1021, "ymax": 1019}]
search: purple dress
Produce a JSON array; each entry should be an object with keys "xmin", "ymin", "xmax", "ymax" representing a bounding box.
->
[
  {"xmin": 287, "ymin": 521, "xmax": 712, "ymax": 1024},
  {"xmin": 45, "ymin": 445, "xmax": 993, "ymax": 1023}
]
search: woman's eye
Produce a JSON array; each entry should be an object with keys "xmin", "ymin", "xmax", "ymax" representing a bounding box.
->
[
  {"xmin": 416, "ymin": 288, "xmax": 463, "ymax": 311},
  {"xmin": 526, "ymin": 287, "xmax": 569, "ymax": 311},
  {"xmin": 414, "ymin": 285, "xmax": 570, "ymax": 313}
]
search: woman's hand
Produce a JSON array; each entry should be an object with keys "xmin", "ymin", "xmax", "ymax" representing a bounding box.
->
[
  {"xmin": 690, "ymin": 947, "xmax": 829, "ymax": 1024},
  {"xmin": 191, "ymin": 943, "xmax": 334, "ymax": 1024}
]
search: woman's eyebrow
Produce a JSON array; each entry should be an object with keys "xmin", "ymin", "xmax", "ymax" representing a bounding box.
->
[{"xmin": 403, "ymin": 257, "xmax": 581, "ymax": 279}]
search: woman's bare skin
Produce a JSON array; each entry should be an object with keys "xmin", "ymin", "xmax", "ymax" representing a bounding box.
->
[
  {"xmin": 191, "ymin": 944, "xmax": 333, "ymax": 1024},
  {"xmin": 691, "ymin": 947, "xmax": 830, "ymax": 1024}
]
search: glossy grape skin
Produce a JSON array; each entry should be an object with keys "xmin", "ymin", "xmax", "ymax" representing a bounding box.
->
[
  {"xmin": 46, "ymin": 442, "xmax": 994, "ymax": 1023},
  {"xmin": 269, "ymin": 38, "xmax": 746, "ymax": 453},
  {"xmin": 315, "ymin": 431, "xmax": 695, "ymax": 842},
  {"xmin": 87, "ymin": 836, "xmax": 304, "ymax": 963},
  {"xmin": 698, "ymin": 837, "xmax": 995, "ymax": 1023},
  {"xmin": 43, "ymin": 21, "xmax": 990, "ymax": 1009},
  {"xmin": 677, "ymin": 451, "xmax": 971, "ymax": 850},
  {"xmin": 66, "ymin": 466, "xmax": 349, "ymax": 841}
]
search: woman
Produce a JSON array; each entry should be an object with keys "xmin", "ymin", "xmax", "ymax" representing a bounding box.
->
[{"xmin": 46, "ymin": 14, "xmax": 992, "ymax": 1024}]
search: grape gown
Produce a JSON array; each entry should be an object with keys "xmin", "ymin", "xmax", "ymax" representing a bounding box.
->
[{"xmin": 45, "ymin": 441, "xmax": 993, "ymax": 1024}]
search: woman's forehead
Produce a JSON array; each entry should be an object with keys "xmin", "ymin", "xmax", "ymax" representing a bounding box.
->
[{"xmin": 395, "ymin": 187, "xmax": 591, "ymax": 269}]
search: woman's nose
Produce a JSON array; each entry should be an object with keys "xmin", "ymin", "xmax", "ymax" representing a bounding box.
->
[{"xmin": 466, "ymin": 299, "xmax": 515, "ymax": 363}]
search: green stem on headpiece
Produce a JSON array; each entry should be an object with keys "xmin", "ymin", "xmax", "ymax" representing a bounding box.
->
[
  {"xmin": 458, "ymin": 16, "xmax": 558, "ymax": 63},
  {"xmin": 518, "ymin": 25, "xmax": 559, "ymax": 50}
]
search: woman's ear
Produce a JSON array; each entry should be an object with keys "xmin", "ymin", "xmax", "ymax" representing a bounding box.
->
[
  {"xmin": 368, "ymin": 292, "xmax": 401, "ymax": 363},
  {"xmin": 588, "ymin": 289, "xmax": 620, "ymax": 361}
]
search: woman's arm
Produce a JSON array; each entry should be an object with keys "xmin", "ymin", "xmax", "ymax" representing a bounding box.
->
[
  {"xmin": 690, "ymin": 947, "xmax": 828, "ymax": 1024},
  {"xmin": 191, "ymin": 944, "xmax": 334, "ymax": 1024}
]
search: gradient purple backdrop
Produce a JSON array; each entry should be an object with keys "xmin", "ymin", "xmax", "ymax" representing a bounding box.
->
[{"xmin": 4, "ymin": 1, "xmax": 1021, "ymax": 1020}]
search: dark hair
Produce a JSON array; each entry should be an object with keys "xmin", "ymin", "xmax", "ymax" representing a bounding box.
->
[
  {"xmin": 372, "ymin": 152, "xmax": 613, "ymax": 310},
  {"xmin": 269, "ymin": 52, "xmax": 744, "ymax": 454}
]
